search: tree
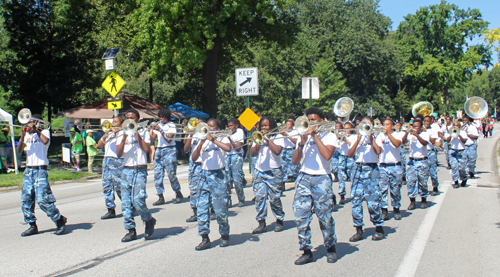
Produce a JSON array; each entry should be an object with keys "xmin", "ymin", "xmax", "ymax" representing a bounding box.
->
[
  {"xmin": 132, "ymin": 0, "xmax": 297, "ymax": 117},
  {"xmin": 1, "ymin": 0, "xmax": 101, "ymax": 121},
  {"xmin": 395, "ymin": 0, "xmax": 491, "ymax": 113},
  {"xmin": 483, "ymin": 26, "xmax": 500, "ymax": 67}
]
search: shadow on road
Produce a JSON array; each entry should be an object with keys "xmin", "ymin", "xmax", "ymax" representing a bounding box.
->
[
  {"xmin": 53, "ymin": 222, "xmax": 94, "ymax": 234},
  {"xmin": 149, "ymin": 226, "xmax": 186, "ymax": 240},
  {"xmin": 362, "ymin": 226, "xmax": 397, "ymax": 238},
  {"xmin": 267, "ymin": 220, "xmax": 296, "ymax": 232},
  {"xmin": 313, "ymin": 242, "xmax": 359, "ymax": 262},
  {"xmin": 224, "ymin": 232, "xmax": 260, "ymax": 246}
]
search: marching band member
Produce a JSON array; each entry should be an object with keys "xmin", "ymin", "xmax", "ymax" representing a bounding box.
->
[
  {"xmin": 348, "ymin": 117, "xmax": 384, "ymax": 242},
  {"xmin": 292, "ymin": 107, "xmax": 338, "ymax": 265},
  {"xmin": 251, "ymin": 116, "xmax": 285, "ymax": 234},
  {"xmin": 441, "ymin": 116, "xmax": 453, "ymax": 169},
  {"xmin": 376, "ymin": 120, "xmax": 403, "ymax": 221},
  {"xmin": 445, "ymin": 122, "xmax": 468, "ymax": 188},
  {"xmin": 281, "ymin": 119, "xmax": 300, "ymax": 183},
  {"xmin": 424, "ymin": 116, "xmax": 440, "ymax": 196},
  {"xmin": 462, "ymin": 116, "xmax": 479, "ymax": 179},
  {"xmin": 401, "ymin": 119, "xmax": 430, "ymax": 210},
  {"xmin": 183, "ymin": 120, "xmax": 205, "ymax": 222},
  {"xmin": 329, "ymin": 122, "xmax": 343, "ymax": 182},
  {"xmin": 225, "ymin": 118, "xmax": 246, "ymax": 207},
  {"xmin": 337, "ymin": 122, "xmax": 356, "ymax": 205},
  {"xmin": 18, "ymin": 114, "xmax": 67, "ymax": 236},
  {"xmin": 116, "ymin": 109, "xmax": 156, "ymax": 242},
  {"xmin": 191, "ymin": 119, "xmax": 232, "ymax": 250},
  {"xmin": 151, "ymin": 109, "xmax": 183, "ymax": 205},
  {"xmin": 97, "ymin": 115, "xmax": 124, "ymax": 220},
  {"xmin": 395, "ymin": 122, "xmax": 407, "ymax": 182}
]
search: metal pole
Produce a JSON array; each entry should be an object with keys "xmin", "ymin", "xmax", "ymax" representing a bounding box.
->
[
  {"xmin": 309, "ymin": 79, "xmax": 313, "ymax": 108},
  {"xmin": 246, "ymin": 96, "xmax": 252, "ymax": 174}
]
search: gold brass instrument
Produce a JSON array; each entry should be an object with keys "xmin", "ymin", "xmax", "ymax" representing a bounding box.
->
[
  {"xmin": 333, "ymin": 97, "xmax": 354, "ymax": 118},
  {"xmin": 295, "ymin": 116, "xmax": 336, "ymax": 135},
  {"xmin": 401, "ymin": 122, "xmax": 410, "ymax": 132},
  {"xmin": 449, "ymin": 126, "xmax": 460, "ymax": 138},
  {"xmin": 464, "ymin": 97, "xmax": 488, "ymax": 119},
  {"xmin": 183, "ymin": 117, "xmax": 199, "ymax": 133},
  {"xmin": 412, "ymin": 101, "xmax": 433, "ymax": 117},
  {"xmin": 373, "ymin": 119, "xmax": 382, "ymax": 128},
  {"xmin": 101, "ymin": 120, "xmax": 123, "ymax": 133}
]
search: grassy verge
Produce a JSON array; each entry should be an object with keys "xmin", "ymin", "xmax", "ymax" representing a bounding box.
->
[{"xmin": 0, "ymin": 169, "xmax": 94, "ymax": 188}]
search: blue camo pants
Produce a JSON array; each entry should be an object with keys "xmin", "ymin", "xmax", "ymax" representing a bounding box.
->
[
  {"xmin": 379, "ymin": 164, "xmax": 403, "ymax": 209},
  {"xmin": 464, "ymin": 144, "xmax": 477, "ymax": 175},
  {"xmin": 154, "ymin": 146, "xmax": 181, "ymax": 195},
  {"xmin": 293, "ymin": 173, "xmax": 336, "ymax": 250},
  {"xmin": 102, "ymin": 157, "xmax": 124, "ymax": 209},
  {"xmin": 188, "ymin": 159, "xmax": 203, "ymax": 210},
  {"xmin": 449, "ymin": 149, "xmax": 467, "ymax": 182},
  {"xmin": 443, "ymin": 142, "xmax": 450, "ymax": 166},
  {"xmin": 350, "ymin": 163, "xmax": 383, "ymax": 227},
  {"xmin": 281, "ymin": 148, "xmax": 299, "ymax": 181},
  {"xmin": 225, "ymin": 153, "xmax": 245, "ymax": 202},
  {"xmin": 400, "ymin": 148, "xmax": 407, "ymax": 176},
  {"xmin": 330, "ymin": 150, "xmax": 340, "ymax": 174},
  {"xmin": 21, "ymin": 168, "xmax": 62, "ymax": 223},
  {"xmin": 253, "ymin": 168, "xmax": 285, "ymax": 222},
  {"xmin": 337, "ymin": 155, "xmax": 354, "ymax": 196},
  {"xmin": 121, "ymin": 168, "xmax": 152, "ymax": 230},
  {"xmin": 428, "ymin": 149, "xmax": 439, "ymax": 188},
  {"xmin": 197, "ymin": 169, "xmax": 230, "ymax": 236},
  {"xmin": 406, "ymin": 159, "xmax": 430, "ymax": 198}
]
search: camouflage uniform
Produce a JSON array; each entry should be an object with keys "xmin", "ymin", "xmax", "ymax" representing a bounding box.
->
[
  {"xmin": 350, "ymin": 163, "xmax": 383, "ymax": 227},
  {"xmin": 121, "ymin": 168, "xmax": 152, "ymax": 230},
  {"xmin": 22, "ymin": 168, "xmax": 62, "ymax": 223},
  {"xmin": 330, "ymin": 149, "xmax": 340, "ymax": 175},
  {"xmin": 197, "ymin": 169, "xmax": 230, "ymax": 236},
  {"xmin": 337, "ymin": 155, "xmax": 354, "ymax": 197},
  {"xmin": 225, "ymin": 153, "xmax": 245, "ymax": 202},
  {"xmin": 379, "ymin": 164, "xmax": 403, "ymax": 209},
  {"xmin": 281, "ymin": 148, "xmax": 299, "ymax": 182},
  {"xmin": 188, "ymin": 158, "xmax": 203, "ymax": 210},
  {"xmin": 427, "ymin": 148, "xmax": 439, "ymax": 189},
  {"xmin": 449, "ymin": 149, "xmax": 468, "ymax": 182},
  {"xmin": 464, "ymin": 144, "xmax": 477, "ymax": 176},
  {"xmin": 406, "ymin": 159, "xmax": 430, "ymax": 198},
  {"xmin": 101, "ymin": 157, "xmax": 123, "ymax": 209},
  {"xmin": 253, "ymin": 168, "xmax": 285, "ymax": 222},
  {"xmin": 154, "ymin": 146, "xmax": 181, "ymax": 195}
]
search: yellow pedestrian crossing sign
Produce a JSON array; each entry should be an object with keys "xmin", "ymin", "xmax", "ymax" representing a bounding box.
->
[
  {"xmin": 108, "ymin": 100, "xmax": 122, "ymax": 110},
  {"xmin": 102, "ymin": 72, "xmax": 125, "ymax": 97}
]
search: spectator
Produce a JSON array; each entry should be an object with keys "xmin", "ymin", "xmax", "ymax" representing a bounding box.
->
[
  {"xmin": 86, "ymin": 130, "xmax": 99, "ymax": 173},
  {"xmin": 0, "ymin": 127, "xmax": 9, "ymax": 172},
  {"xmin": 69, "ymin": 128, "xmax": 83, "ymax": 171}
]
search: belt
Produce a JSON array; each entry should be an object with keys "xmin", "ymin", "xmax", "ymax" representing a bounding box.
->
[
  {"xmin": 194, "ymin": 162, "xmax": 202, "ymax": 166},
  {"xmin": 409, "ymin": 157, "xmax": 427, "ymax": 161},
  {"xmin": 380, "ymin": 162, "xmax": 401, "ymax": 166},
  {"xmin": 27, "ymin": 165, "xmax": 48, "ymax": 170},
  {"xmin": 124, "ymin": 165, "xmax": 147, "ymax": 169},
  {"xmin": 355, "ymin": 162, "xmax": 377, "ymax": 166},
  {"xmin": 157, "ymin": 146, "xmax": 175, "ymax": 149},
  {"xmin": 451, "ymin": 149, "xmax": 464, "ymax": 152}
]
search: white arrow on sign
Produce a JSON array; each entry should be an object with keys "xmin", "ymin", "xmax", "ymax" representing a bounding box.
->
[{"xmin": 236, "ymin": 67, "xmax": 258, "ymax": 97}]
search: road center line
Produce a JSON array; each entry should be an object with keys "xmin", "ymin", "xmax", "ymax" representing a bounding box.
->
[{"xmin": 394, "ymin": 183, "xmax": 450, "ymax": 277}]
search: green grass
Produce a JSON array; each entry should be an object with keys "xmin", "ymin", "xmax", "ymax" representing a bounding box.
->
[{"xmin": 0, "ymin": 169, "xmax": 94, "ymax": 187}]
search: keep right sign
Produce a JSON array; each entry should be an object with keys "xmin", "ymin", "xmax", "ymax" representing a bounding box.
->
[{"xmin": 235, "ymin": 67, "xmax": 258, "ymax": 97}]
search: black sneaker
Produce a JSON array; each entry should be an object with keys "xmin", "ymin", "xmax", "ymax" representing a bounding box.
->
[
  {"xmin": 294, "ymin": 250, "xmax": 313, "ymax": 265},
  {"xmin": 121, "ymin": 228, "xmax": 137, "ymax": 242},
  {"xmin": 420, "ymin": 198, "xmax": 428, "ymax": 209},
  {"xmin": 220, "ymin": 235, "xmax": 229, "ymax": 247},
  {"xmin": 461, "ymin": 180, "xmax": 467, "ymax": 187},
  {"xmin": 101, "ymin": 209, "xmax": 116, "ymax": 220},
  {"xmin": 55, "ymin": 216, "xmax": 67, "ymax": 235},
  {"xmin": 186, "ymin": 209, "xmax": 197, "ymax": 222},
  {"xmin": 21, "ymin": 223, "xmax": 38, "ymax": 237},
  {"xmin": 274, "ymin": 219, "xmax": 284, "ymax": 232},
  {"xmin": 174, "ymin": 191, "xmax": 183, "ymax": 204},
  {"xmin": 195, "ymin": 235, "xmax": 211, "ymax": 251},
  {"xmin": 153, "ymin": 194, "xmax": 165, "ymax": 206},
  {"xmin": 339, "ymin": 195, "xmax": 345, "ymax": 205},
  {"xmin": 326, "ymin": 245, "xmax": 337, "ymax": 263},
  {"xmin": 452, "ymin": 181, "xmax": 459, "ymax": 188},
  {"xmin": 349, "ymin": 226, "xmax": 363, "ymax": 242},
  {"xmin": 372, "ymin": 226, "xmax": 385, "ymax": 241},
  {"xmin": 144, "ymin": 217, "xmax": 156, "ymax": 240},
  {"xmin": 430, "ymin": 187, "xmax": 438, "ymax": 196}
]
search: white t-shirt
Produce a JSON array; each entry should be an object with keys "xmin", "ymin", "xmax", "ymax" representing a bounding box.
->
[
  {"xmin": 189, "ymin": 135, "xmax": 202, "ymax": 163},
  {"xmin": 153, "ymin": 122, "xmax": 176, "ymax": 147},
  {"xmin": 200, "ymin": 137, "xmax": 230, "ymax": 170},
  {"xmin": 407, "ymin": 132, "xmax": 430, "ymax": 158},
  {"xmin": 117, "ymin": 129, "xmax": 151, "ymax": 166},
  {"xmin": 445, "ymin": 131, "xmax": 467, "ymax": 150},
  {"xmin": 103, "ymin": 130, "xmax": 122, "ymax": 158},
  {"xmin": 441, "ymin": 124, "xmax": 452, "ymax": 136},
  {"xmin": 297, "ymin": 132, "xmax": 339, "ymax": 175},
  {"xmin": 376, "ymin": 132, "xmax": 402, "ymax": 163},
  {"xmin": 227, "ymin": 128, "xmax": 244, "ymax": 155},
  {"xmin": 24, "ymin": 130, "xmax": 50, "ymax": 166},
  {"xmin": 464, "ymin": 124, "xmax": 479, "ymax": 146},
  {"xmin": 425, "ymin": 128, "xmax": 439, "ymax": 150},
  {"xmin": 254, "ymin": 134, "xmax": 284, "ymax": 172},
  {"xmin": 282, "ymin": 130, "xmax": 298, "ymax": 149},
  {"xmin": 338, "ymin": 134, "xmax": 356, "ymax": 156},
  {"xmin": 354, "ymin": 135, "xmax": 379, "ymax": 163}
]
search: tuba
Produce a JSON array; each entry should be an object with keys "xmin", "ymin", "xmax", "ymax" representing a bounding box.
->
[
  {"xmin": 412, "ymin": 101, "xmax": 433, "ymax": 117},
  {"xmin": 464, "ymin": 97, "xmax": 488, "ymax": 119},
  {"xmin": 333, "ymin": 97, "xmax": 354, "ymax": 118}
]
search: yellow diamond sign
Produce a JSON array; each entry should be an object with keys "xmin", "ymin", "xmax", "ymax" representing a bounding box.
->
[
  {"xmin": 102, "ymin": 72, "xmax": 125, "ymax": 97},
  {"xmin": 238, "ymin": 108, "xmax": 260, "ymax": 131},
  {"xmin": 107, "ymin": 100, "xmax": 122, "ymax": 110}
]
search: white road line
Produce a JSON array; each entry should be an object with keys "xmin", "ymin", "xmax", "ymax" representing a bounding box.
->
[{"xmin": 394, "ymin": 184, "xmax": 450, "ymax": 277}]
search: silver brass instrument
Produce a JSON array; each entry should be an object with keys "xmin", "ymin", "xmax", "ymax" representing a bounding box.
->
[
  {"xmin": 412, "ymin": 101, "xmax": 433, "ymax": 117},
  {"xmin": 122, "ymin": 119, "xmax": 149, "ymax": 136},
  {"xmin": 373, "ymin": 119, "xmax": 382, "ymax": 128},
  {"xmin": 357, "ymin": 120, "xmax": 373, "ymax": 136},
  {"xmin": 195, "ymin": 122, "xmax": 232, "ymax": 140},
  {"xmin": 464, "ymin": 96, "xmax": 488, "ymax": 119},
  {"xmin": 333, "ymin": 97, "xmax": 354, "ymax": 118},
  {"xmin": 295, "ymin": 116, "xmax": 336, "ymax": 135},
  {"xmin": 18, "ymin": 108, "xmax": 51, "ymax": 129},
  {"xmin": 449, "ymin": 126, "xmax": 460, "ymax": 138}
]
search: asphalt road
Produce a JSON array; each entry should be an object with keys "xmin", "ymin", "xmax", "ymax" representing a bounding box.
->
[{"xmin": 1, "ymin": 128, "xmax": 499, "ymax": 277}]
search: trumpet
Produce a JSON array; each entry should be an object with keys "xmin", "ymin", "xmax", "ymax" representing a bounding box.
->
[
  {"xmin": 449, "ymin": 126, "xmax": 460, "ymax": 138},
  {"xmin": 295, "ymin": 116, "xmax": 336, "ymax": 135}
]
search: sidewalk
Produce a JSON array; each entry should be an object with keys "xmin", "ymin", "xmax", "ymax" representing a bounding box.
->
[{"xmin": 469, "ymin": 127, "xmax": 500, "ymax": 188}]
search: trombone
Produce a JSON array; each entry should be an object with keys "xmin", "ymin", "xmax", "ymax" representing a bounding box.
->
[
  {"xmin": 294, "ymin": 116, "xmax": 336, "ymax": 135},
  {"xmin": 0, "ymin": 108, "xmax": 51, "ymax": 130}
]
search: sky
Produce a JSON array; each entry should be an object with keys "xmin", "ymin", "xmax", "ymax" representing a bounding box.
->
[{"xmin": 378, "ymin": 0, "xmax": 500, "ymax": 65}]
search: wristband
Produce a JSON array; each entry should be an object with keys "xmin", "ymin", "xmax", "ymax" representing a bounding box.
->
[{"xmin": 298, "ymin": 144, "xmax": 304, "ymax": 150}]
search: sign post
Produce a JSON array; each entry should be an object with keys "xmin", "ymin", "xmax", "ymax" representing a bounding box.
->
[
  {"xmin": 236, "ymin": 67, "xmax": 259, "ymax": 173},
  {"xmin": 101, "ymin": 48, "xmax": 123, "ymax": 116},
  {"xmin": 302, "ymin": 77, "xmax": 319, "ymax": 107}
]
